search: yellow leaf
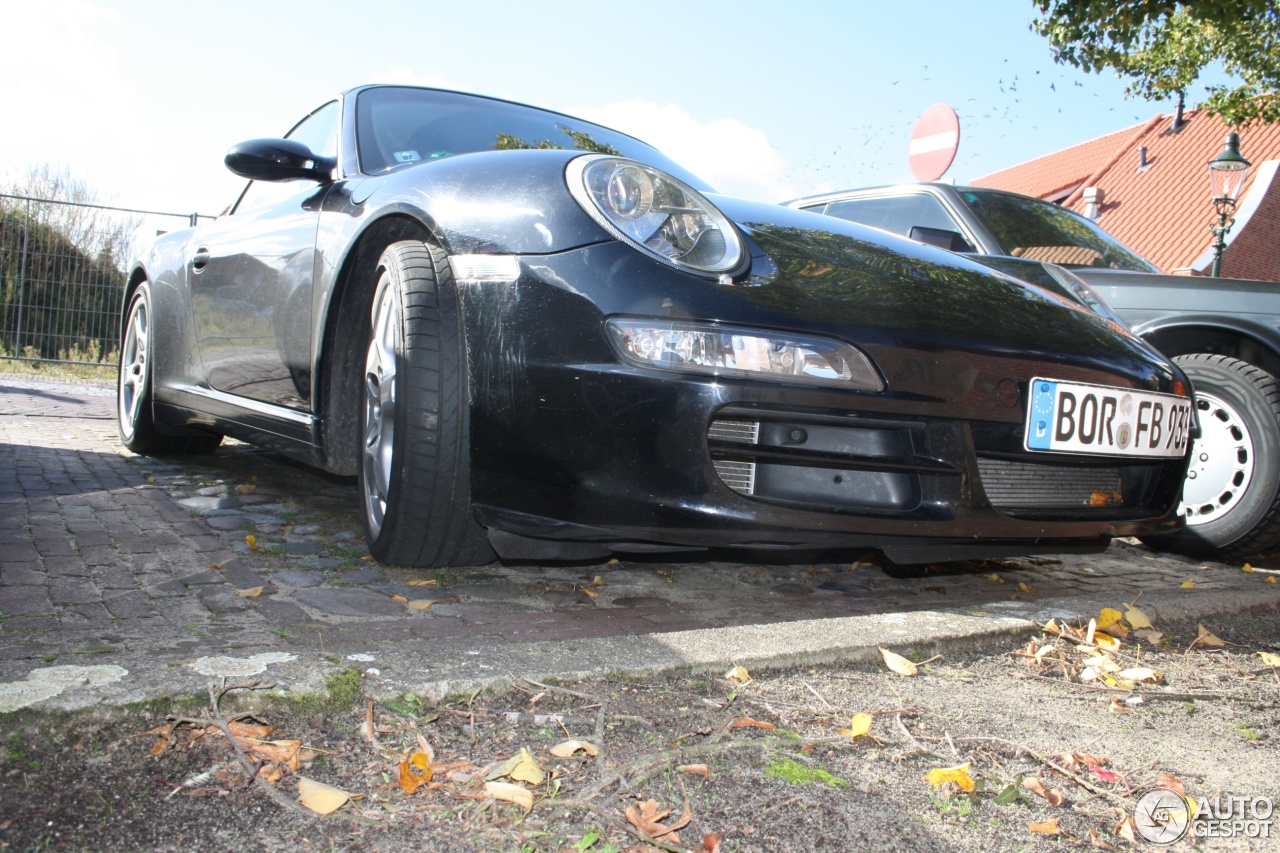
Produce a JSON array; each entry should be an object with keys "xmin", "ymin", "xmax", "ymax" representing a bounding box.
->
[
  {"xmin": 725, "ymin": 665, "xmax": 752, "ymax": 685},
  {"xmin": 1257, "ymin": 651, "xmax": 1280, "ymax": 667},
  {"xmin": 1135, "ymin": 629, "xmax": 1166, "ymax": 644},
  {"xmin": 1266, "ymin": 576, "xmax": 1277, "ymax": 584},
  {"xmin": 591, "ymin": 575, "xmax": 606, "ymax": 587},
  {"xmin": 677, "ymin": 763, "xmax": 710, "ymax": 778},
  {"xmin": 246, "ymin": 534, "xmax": 261, "ymax": 551},
  {"xmin": 296, "ymin": 776, "xmax": 351, "ymax": 814},
  {"xmin": 579, "ymin": 585, "xmax": 599, "ymax": 598},
  {"xmin": 484, "ymin": 780, "xmax": 534, "ymax": 810},
  {"xmin": 406, "ymin": 578, "xmax": 438, "ymax": 588},
  {"xmin": 487, "ymin": 748, "xmax": 545, "ymax": 785},
  {"xmin": 1097, "ymin": 607, "xmax": 1123, "ymax": 629},
  {"xmin": 1243, "ymin": 563, "xmax": 1254, "ymax": 572},
  {"xmin": 397, "ymin": 750, "xmax": 433, "ymax": 793},
  {"xmin": 548, "ymin": 739, "xmax": 599, "ymax": 758},
  {"xmin": 390, "ymin": 594, "xmax": 408, "ymax": 603},
  {"xmin": 1180, "ymin": 580, "xmax": 1196, "ymax": 589},
  {"xmin": 406, "ymin": 599, "xmax": 436, "ymax": 610},
  {"xmin": 922, "ymin": 762, "xmax": 974, "ymax": 792},
  {"xmin": 981, "ymin": 573, "xmax": 1005, "ymax": 584},
  {"xmin": 879, "ymin": 647, "xmax": 919, "ymax": 676},
  {"xmin": 1195, "ymin": 624, "xmax": 1227, "ymax": 647},
  {"xmin": 1123, "ymin": 605, "xmax": 1153, "ymax": 630},
  {"xmin": 1029, "ymin": 818, "xmax": 1061, "ymax": 835},
  {"xmin": 1018, "ymin": 582, "xmax": 1034, "ymax": 594},
  {"xmin": 236, "ymin": 585, "xmax": 265, "ymax": 598},
  {"xmin": 1092, "ymin": 633, "xmax": 1121, "ymax": 652},
  {"xmin": 838, "ymin": 712, "xmax": 873, "ymax": 738}
]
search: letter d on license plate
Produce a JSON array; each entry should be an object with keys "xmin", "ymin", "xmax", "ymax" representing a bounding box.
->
[{"xmin": 1026, "ymin": 378, "xmax": 1191, "ymax": 459}]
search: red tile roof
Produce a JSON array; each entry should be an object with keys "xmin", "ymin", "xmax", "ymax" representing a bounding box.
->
[{"xmin": 973, "ymin": 110, "xmax": 1280, "ymax": 278}]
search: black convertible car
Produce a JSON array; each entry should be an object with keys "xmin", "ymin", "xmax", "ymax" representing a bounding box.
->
[{"xmin": 118, "ymin": 85, "xmax": 1193, "ymax": 568}]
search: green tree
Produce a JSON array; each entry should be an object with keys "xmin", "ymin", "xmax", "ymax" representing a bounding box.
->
[{"xmin": 1033, "ymin": 1, "xmax": 1280, "ymax": 125}]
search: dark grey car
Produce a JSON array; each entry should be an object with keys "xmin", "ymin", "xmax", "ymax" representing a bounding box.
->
[{"xmin": 788, "ymin": 183, "xmax": 1280, "ymax": 561}]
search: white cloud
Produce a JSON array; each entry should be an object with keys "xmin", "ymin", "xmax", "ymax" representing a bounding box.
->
[{"xmin": 574, "ymin": 100, "xmax": 817, "ymax": 203}]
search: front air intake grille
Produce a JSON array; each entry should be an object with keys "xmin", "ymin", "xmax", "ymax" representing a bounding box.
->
[
  {"xmin": 978, "ymin": 457, "xmax": 1121, "ymax": 509},
  {"xmin": 712, "ymin": 459, "xmax": 757, "ymax": 495},
  {"xmin": 708, "ymin": 419, "xmax": 760, "ymax": 445}
]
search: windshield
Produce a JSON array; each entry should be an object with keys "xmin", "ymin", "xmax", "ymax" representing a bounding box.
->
[
  {"xmin": 355, "ymin": 87, "xmax": 710, "ymax": 190},
  {"xmin": 960, "ymin": 189, "xmax": 1158, "ymax": 272}
]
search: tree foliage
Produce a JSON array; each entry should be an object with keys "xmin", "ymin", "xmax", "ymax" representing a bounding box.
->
[{"xmin": 1033, "ymin": 1, "xmax": 1280, "ymax": 125}]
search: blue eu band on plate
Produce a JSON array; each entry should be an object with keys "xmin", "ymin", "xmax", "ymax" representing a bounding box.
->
[{"xmin": 1027, "ymin": 379, "xmax": 1192, "ymax": 458}]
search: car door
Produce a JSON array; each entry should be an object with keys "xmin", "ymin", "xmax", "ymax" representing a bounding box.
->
[
  {"xmin": 189, "ymin": 101, "xmax": 340, "ymax": 410},
  {"xmin": 803, "ymin": 191, "xmax": 980, "ymax": 252}
]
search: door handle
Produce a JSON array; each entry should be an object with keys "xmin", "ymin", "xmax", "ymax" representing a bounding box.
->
[{"xmin": 192, "ymin": 248, "xmax": 211, "ymax": 271}]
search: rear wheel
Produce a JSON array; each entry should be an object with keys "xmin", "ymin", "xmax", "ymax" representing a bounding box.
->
[
  {"xmin": 117, "ymin": 284, "xmax": 221, "ymax": 455},
  {"xmin": 358, "ymin": 240, "xmax": 495, "ymax": 568},
  {"xmin": 1141, "ymin": 354, "xmax": 1280, "ymax": 560}
]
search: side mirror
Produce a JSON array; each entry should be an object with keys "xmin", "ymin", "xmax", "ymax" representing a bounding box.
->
[
  {"xmin": 225, "ymin": 138, "xmax": 335, "ymax": 182},
  {"xmin": 908, "ymin": 225, "xmax": 975, "ymax": 253}
]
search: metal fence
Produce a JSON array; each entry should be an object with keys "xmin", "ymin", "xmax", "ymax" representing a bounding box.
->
[{"xmin": 0, "ymin": 194, "xmax": 213, "ymax": 366}]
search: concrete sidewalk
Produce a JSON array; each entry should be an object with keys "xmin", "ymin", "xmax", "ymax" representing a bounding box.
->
[{"xmin": 3, "ymin": 373, "xmax": 1279, "ymax": 713}]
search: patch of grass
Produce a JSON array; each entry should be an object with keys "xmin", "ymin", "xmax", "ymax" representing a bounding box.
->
[
  {"xmin": 765, "ymin": 756, "xmax": 849, "ymax": 789},
  {"xmin": 69, "ymin": 647, "xmax": 116, "ymax": 655},
  {"xmin": 0, "ymin": 356, "xmax": 118, "ymax": 382},
  {"xmin": 41, "ymin": 655, "xmax": 57, "ymax": 663},
  {"xmin": 1237, "ymin": 724, "xmax": 1262, "ymax": 741},
  {"xmin": 277, "ymin": 667, "xmax": 364, "ymax": 717}
]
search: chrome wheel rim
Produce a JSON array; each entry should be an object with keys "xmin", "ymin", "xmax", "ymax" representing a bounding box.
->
[
  {"xmin": 1180, "ymin": 391, "xmax": 1254, "ymax": 526},
  {"xmin": 362, "ymin": 276, "xmax": 398, "ymax": 538},
  {"xmin": 118, "ymin": 295, "xmax": 148, "ymax": 439}
]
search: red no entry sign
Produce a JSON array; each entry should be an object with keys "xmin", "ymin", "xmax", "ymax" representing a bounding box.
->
[{"xmin": 909, "ymin": 104, "xmax": 960, "ymax": 182}]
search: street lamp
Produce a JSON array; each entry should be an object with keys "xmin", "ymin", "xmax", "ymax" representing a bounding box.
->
[{"xmin": 1207, "ymin": 131, "xmax": 1251, "ymax": 277}]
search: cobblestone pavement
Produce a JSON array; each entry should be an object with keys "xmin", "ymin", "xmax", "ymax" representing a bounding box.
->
[{"xmin": 3, "ymin": 373, "xmax": 1279, "ymax": 711}]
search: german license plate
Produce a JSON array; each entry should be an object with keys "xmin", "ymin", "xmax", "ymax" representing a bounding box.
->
[{"xmin": 1026, "ymin": 378, "xmax": 1192, "ymax": 458}]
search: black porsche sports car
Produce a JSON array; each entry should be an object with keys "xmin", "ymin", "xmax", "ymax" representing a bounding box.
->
[{"xmin": 118, "ymin": 84, "xmax": 1194, "ymax": 568}]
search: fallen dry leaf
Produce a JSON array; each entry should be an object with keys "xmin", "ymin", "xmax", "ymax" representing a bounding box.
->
[
  {"xmin": 1088, "ymin": 827, "xmax": 1118, "ymax": 850},
  {"xmin": 1025, "ymin": 776, "xmax": 1064, "ymax": 806},
  {"xmin": 880, "ymin": 647, "xmax": 918, "ymax": 676},
  {"xmin": 1180, "ymin": 580, "xmax": 1196, "ymax": 589},
  {"xmin": 838, "ymin": 712, "xmax": 873, "ymax": 738},
  {"xmin": 1116, "ymin": 666, "xmax": 1162, "ymax": 683},
  {"xmin": 258, "ymin": 764, "xmax": 285, "ymax": 785},
  {"xmin": 405, "ymin": 578, "xmax": 438, "ymax": 588},
  {"xmin": 922, "ymin": 762, "xmax": 975, "ymax": 792},
  {"xmin": 1135, "ymin": 629, "xmax": 1166, "ymax": 644},
  {"xmin": 1018, "ymin": 581, "xmax": 1034, "ymax": 594},
  {"xmin": 296, "ymin": 776, "xmax": 351, "ymax": 814},
  {"xmin": 1243, "ymin": 563, "xmax": 1254, "ymax": 572},
  {"xmin": 484, "ymin": 780, "xmax": 534, "ymax": 810},
  {"xmin": 724, "ymin": 665, "xmax": 752, "ymax": 686},
  {"xmin": 487, "ymin": 748, "xmax": 545, "ymax": 785},
  {"xmin": 578, "ymin": 585, "xmax": 599, "ymax": 598},
  {"xmin": 1029, "ymin": 818, "xmax": 1061, "ymax": 835},
  {"xmin": 1123, "ymin": 605, "xmax": 1153, "ymax": 629},
  {"xmin": 1194, "ymin": 623, "xmax": 1227, "ymax": 647},
  {"xmin": 625, "ymin": 798, "xmax": 691, "ymax": 841},
  {"xmin": 1096, "ymin": 607, "xmax": 1123, "ymax": 630},
  {"xmin": 234, "ymin": 484, "xmax": 256, "ymax": 495},
  {"xmin": 390, "ymin": 593, "xmax": 408, "ymax": 603},
  {"xmin": 245, "ymin": 534, "xmax": 261, "ymax": 551},
  {"xmin": 397, "ymin": 750, "xmax": 433, "ymax": 793},
  {"xmin": 236, "ymin": 585, "xmax": 265, "ymax": 599},
  {"xmin": 1258, "ymin": 651, "xmax": 1280, "ymax": 667},
  {"xmin": 548, "ymin": 739, "xmax": 598, "ymax": 758},
  {"xmin": 733, "ymin": 716, "xmax": 776, "ymax": 731},
  {"xmin": 1266, "ymin": 576, "xmax": 1277, "ymax": 584},
  {"xmin": 678, "ymin": 764, "xmax": 711, "ymax": 779},
  {"xmin": 701, "ymin": 833, "xmax": 723, "ymax": 853},
  {"xmin": 1116, "ymin": 814, "xmax": 1138, "ymax": 843},
  {"xmin": 1157, "ymin": 773, "xmax": 1186, "ymax": 796},
  {"xmin": 406, "ymin": 599, "xmax": 436, "ymax": 610},
  {"xmin": 981, "ymin": 573, "xmax": 1006, "ymax": 584}
]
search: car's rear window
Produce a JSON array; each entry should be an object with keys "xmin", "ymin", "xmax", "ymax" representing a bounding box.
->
[
  {"xmin": 355, "ymin": 87, "xmax": 708, "ymax": 189},
  {"xmin": 960, "ymin": 190, "xmax": 1157, "ymax": 272}
]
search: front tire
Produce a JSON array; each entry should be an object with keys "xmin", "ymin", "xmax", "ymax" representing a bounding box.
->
[
  {"xmin": 117, "ymin": 284, "xmax": 221, "ymax": 455},
  {"xmin": 1142, "ymin": 354, "xmax": 1280, "ymax": 560},
  {"xmin": 358, "ymin": 240, "xmax": 495, "ymax": 568}
]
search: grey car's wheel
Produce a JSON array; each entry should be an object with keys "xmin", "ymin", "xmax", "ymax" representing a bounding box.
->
[
  {"xmin": 117, "ymin": 284, "xmax": 221, "ymax": 455},
  {"xmin": 357, "ymin": 240, "xmax": 495, "ymax": 568},
  {"xmin": 1141, "ymin": 354, "xmax": 1280, "ymax": 560}
]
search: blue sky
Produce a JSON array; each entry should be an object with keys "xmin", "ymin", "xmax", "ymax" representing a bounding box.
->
[{"xmin": 2, "ymin": 1, "xmax": 1238, "ymax": 216}]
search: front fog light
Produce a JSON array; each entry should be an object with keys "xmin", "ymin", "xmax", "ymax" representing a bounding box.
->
[{"xmin": 606, "ymin": 319, "xmax": 884, "ymax": 391}]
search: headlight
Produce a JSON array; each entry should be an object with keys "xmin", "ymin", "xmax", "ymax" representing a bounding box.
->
[
  {"xmin": 567, "ymin": 155, "xmax": 745, "ymax": 277},
  {"xmin": 605, "ymin": 318, "xmax": 884, "ymax": 391},
  {"xmin": 1042, "ymin": 263, "xmax": 1127, "ymax": 328}
]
